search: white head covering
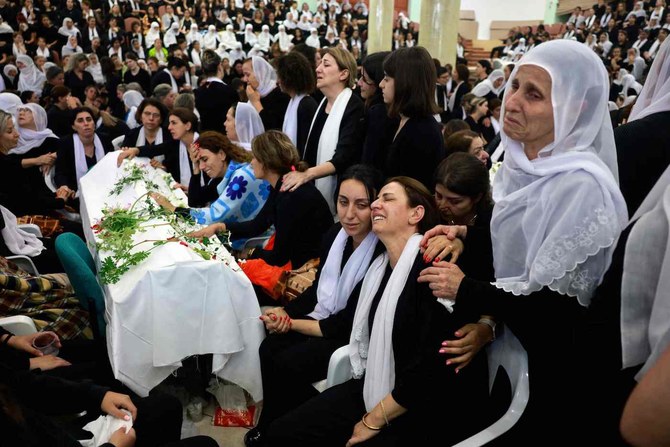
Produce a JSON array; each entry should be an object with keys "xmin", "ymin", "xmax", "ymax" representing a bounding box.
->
[
  {"xmin": 298, "ymin": 14, "xmax": 312, "ymax": 31},
  {"xmin": 306, "ymin": 28, "xmax": 321, "ymax": 48},
  {"xmin": 244, "ymin": 23, "xmax": 257, "ymax": 45},
  {"xmin": 275, "ymin": 25, "xmax": 293, "ymax": 52},
  {"xmin": 621, "ymin": 73, "xmax": 643, "ymax": 98},
  {"xmin": 216, "ymin": 43, "xmax": 230, "ymax": 60},
  {"xmin": 471, "ymin": 68, "xmax": 505, "ymax": 97},
  {"xmin": 16, "ymin": 55, "xmax": 46, "ymax": 96},
  {"xmin": 12, "ymin": 103, "xmax": 57, "ymax": 155},
  {"xmin": 251, "ymin": 55, "xmax": 277, "ymax": 97},
  {"xmin": 145, "ymin": 22, "xmax": 161, "ymax": 48},
  {"xmin": 628, "ymin": 37, "xmax": 670, "ymax": 121},
  {"xmin": 203, "ymin": 25, "xmax": 218, "ymax": 50},
  {"xmin": 257, "ymin": 24, "xmax": 271, "ymax": 50},
  {"xmin": 123, "ymin": 90, "xmax": 144, "ymax": 129},
  {"xmin": 621, "ymin": 165, "xmax": 670, "ymax": 381},
  {"xmin": 164, "ymin": 22, "xmax": 179, "ymax": 47},
  {"xmin": 222, "ymin": 24, "xmax": 238, "ymax": 49},
  {"xmin": 86, "ymin": 53, "xmax": 104, "ymax": 84},
  {"xmin": 247, "ymin": 44, "xmax": 264, "ymax": 57},
  {"xmin": 491, "ymin": 39, "xmax": 628, "ymax": 306},
  {"xmin": 0, "ymin": 92, "xmax": 22, "ymax": 120},
  {"xmin": 233, "ymin": 102, "xmax": 264, "ymax": 150},
  {"xmin": 58, "ymin": 17, "xmax": 80, "ymax": 37},
  {"xmin": 186, "ymin": 23, "xmax": 201, "ymax": 45},
  {"xmin": 229, "ymin": 42, "xmax": 246, "ymax": 62}
]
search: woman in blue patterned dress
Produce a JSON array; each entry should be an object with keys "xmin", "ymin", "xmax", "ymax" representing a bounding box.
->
[{"xmin": 151, "ymin": 131, "xmax": 270, "ymax": 249}]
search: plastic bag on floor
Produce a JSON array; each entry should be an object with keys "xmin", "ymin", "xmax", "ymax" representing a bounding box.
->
[{"xmin": 207, "ymin": 379, "xmax": 256, "ymax": 427}]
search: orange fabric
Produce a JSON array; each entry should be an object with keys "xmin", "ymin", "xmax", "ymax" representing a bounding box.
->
[
  {"xmin": 240, "ymin": 258, "xmax": 291, "ymax": 300},
  {"xmin": 264, "ymin": 233, "xmax": 276, "ymax": 250}
]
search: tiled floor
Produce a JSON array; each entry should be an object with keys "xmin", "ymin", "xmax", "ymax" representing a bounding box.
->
[{"xmin": 189, "ymin": 399, "xmax": 256, "ymax": 447}]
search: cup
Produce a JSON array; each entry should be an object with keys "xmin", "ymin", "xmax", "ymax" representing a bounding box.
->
[{"xmin": 32, "ymin": 332, "xmax": 59, "ymax": 356}]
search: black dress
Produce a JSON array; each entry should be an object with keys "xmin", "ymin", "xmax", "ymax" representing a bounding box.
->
[
  {"xmin": 63, "ymin": 70, "xmax": 96, "ymax": 103},
  {"xmin": 54, "ymin": 133, "xmax": 114, "ymax": 191},
  {"xmin": 258, "ymin": 87, "xmax": 291, "ymax": 131},
  {"xmin": 266, "ymin": 252, "xmax": 489, "ymax": 447},
  {"xmin": 614, "ymin": 111, "xmax": 670, "ymax": 216},
  {"xmin": 303, "ymin": 94, "xmax": 364, "ymax": 177},
  {"xmin": 46, "ymin": 106, "xmax": 73, "ymax": 139},
  {"xmin": 123, "ymin": 68, "xmax": 152, "ymax": 96},
  {"xmin": 293, "ymin": 95, "xmax": 319, "ymax": 155},
  {"xmin": 194, "ymin": 79, "xmax": 238, "ymax": 133},
  {"xmin": 383, "ymin": 116, "xmax": 445, "ymax": 190},
  {"xmin": 360, "ymin": 100, "xmax": 392, "ymax": 171}
]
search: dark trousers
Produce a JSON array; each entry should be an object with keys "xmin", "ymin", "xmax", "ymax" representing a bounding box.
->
[{"xmin": 256, "ymin": 331, "xmax": 344, "ymax": 432}]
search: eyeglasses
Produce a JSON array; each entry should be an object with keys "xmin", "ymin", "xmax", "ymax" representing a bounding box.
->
[{"xmin": 142, "ymin": 111, "xmax": 161, "ymax": 119}]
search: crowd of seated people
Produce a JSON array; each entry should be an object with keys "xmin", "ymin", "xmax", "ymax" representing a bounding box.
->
[{"xmin": 2, "ymin": 0, "xmax": 670, "ymax": 446}]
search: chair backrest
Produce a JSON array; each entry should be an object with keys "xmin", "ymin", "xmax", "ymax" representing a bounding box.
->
[
  {"xmin": 54, "ymin": 232, "xmax": 106, "ymax": 338},
  {"xmin": 451, "ymin": 325, "xmax": 529, "ymax": 447},
  {"xmin": 125, "ymin": 17, "xmax": 140, "ymax": 32},
  {"xmin": 0, "ymin": 315, "xmax": 37, "ymax": 335}
]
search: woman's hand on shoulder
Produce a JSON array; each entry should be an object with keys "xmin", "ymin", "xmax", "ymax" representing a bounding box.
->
[
  {"xmin": 417, "ymin": 261, "xmax": 465, "ymax": 300},
  {"xmin": 420, "ymin": 224, "xmax": 468, "ymax": 249},
  {"xmin": 422, "ymin": 235, "xmax": 464, "ymax": 263},
  {"xmin": 280, "ymin": 170, "xmax": 311, "ymax": 192}
]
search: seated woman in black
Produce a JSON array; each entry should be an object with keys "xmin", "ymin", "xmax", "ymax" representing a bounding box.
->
[
  {"xmin": 117, "ymin": 107, "xmax": 197, "ymax": 191},
  {"xmin": 245, "ymin": 164, "xmax": 384, "ymax": 446},
  {"xmin": 188, "ymin": 130, "xmax": 333, "ymax": 306},
  {"xmin": 266, "ymin": 177, "xmax": 488, "ymax": 446},
  {"xmin": 54, "ymin": 107, "xmax": 113, "ymax": 195},
  {"xmin": 280, "ymin": 47, "xmax": 364, "ymax": 215}
]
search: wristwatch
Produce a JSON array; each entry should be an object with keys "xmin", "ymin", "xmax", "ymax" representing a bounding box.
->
[{"xmin": 477, "ymin": 318, "xmax": 497, "ymax": 341}]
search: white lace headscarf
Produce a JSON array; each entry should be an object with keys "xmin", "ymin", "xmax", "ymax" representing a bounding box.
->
[
  {"xmin": 628, "ymin": 37, "xmax": 670, "ymax": 121},
  {"xmin": 250, "ymin": 55, "xmax": 277, "ymax": 98},
  {"xmin": 163, "ymin": 22, "xmax": 179, "ymax": 48},
  {"xmin": 203, "ymin": 25, "xmax": 218, "ymax": 50},
  {"xmin": 221, "ymin": 24, "xmax": 238, "ymax": 49},
  {"xmin": 233, "ymin": 101, "xmax": 264, "ymax": 150},
  {"xmin": 491, "ymin": 39, "xmax": 628, "ymax": 306},
  {"xmin": 275, "ymin": 25, "xmax": 293, "ymax": 52},
  {"xmin": 145, "ymin": 22, "xmax": 161, "ymax": 48},
  {"xmin": 257, "ymin": 25, "xmax": 271, "ymax": 51},
  {"xmin": 186, "ymin": 24, "xmax": 201, "ymax": 45}
]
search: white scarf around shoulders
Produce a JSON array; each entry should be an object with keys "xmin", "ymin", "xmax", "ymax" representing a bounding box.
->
[
  {"xmin": 348, "ymin": 233, "xmax": 422, "ymax": 411},
  {"xmin": 74, "ymin": 133, "xmax": 105, "ymax": 187},
  {"xmin": 309, "ymin": 229, "xmax": 377, "ymax": 320},
  {"xmin": 282, "ymin": 93, "xmax": 306, "ymax": 148},
  {"xmin": 305, "ymin": 87, "xmax": 352, "ymax": 215}
]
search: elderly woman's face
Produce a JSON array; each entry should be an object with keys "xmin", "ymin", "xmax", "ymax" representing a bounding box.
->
[
  {"xmin": 242, "ymin": 60, "xmax": 259, "ymax": 89},
  {"xmin": 503, "ymin": 65, "xmax": 554, "ymax": 152},
  {"xmin": 370, "ymin": 182, "xmax": 418, "ymax": 237},
  {"xmin": 17, "ymin": 107, "xmax": 36, "ymax": 128},
  {"xmin": 0, "ymin": 117, "xmax": 20, "ymax": 152}
]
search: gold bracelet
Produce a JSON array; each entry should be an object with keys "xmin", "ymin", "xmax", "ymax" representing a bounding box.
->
[
  {"xmin": 361, "ymin": 412, "xmax": 384, "ymax": 431},
  {"xmin": 379, "ymin": 400, "xmax": 391, "ymax": 427}
]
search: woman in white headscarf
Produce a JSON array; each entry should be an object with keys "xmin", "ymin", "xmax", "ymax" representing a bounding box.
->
[
  {"xmin": 57, "ymin": 17, "xmax": 80, "ymax": 39},
  {"xmin": 221, "ymin": 24, "xmax": 238, "ymax": 50},
  {"xmin": 297, "ymin": 14, "xmax": 312, "ymax": 33},
  {"xmin": 123, "ymin": 90, "xmax": 145, "ymax": 129},
  {"xmin": 186, "ymin": 23, "xmax": 202, "ymax": 46},
  {"xmin": 2, "ymin": 65, "xmax": 18, "ymax": 90},
  {"xmin": 243, "ymin": 55, "xmax": 289, "ymax": 130},
  {"xmin": 243, "ymin": 23, "xmax": 257, "ymax": 51},
  {"xmin": 284, "ymin": 12, "xmax": 297, "ymax": 31},
  {"xmin": 247, "ymin": 44, "xmax": 264, "ymax": 57},
  {"xmin": 229, "ymin": 42, "xmax": 246, "ymax": 62},
  {"xmin": 202, "ymin": 25, "xmax": 219, "ymax": 50},
  {"xmin": 224, "ymin": 101, "xmax": 265, "ymax": 151},
  {"xmin": 471, "ymin": 68, "xmax": 505, "ymax": 100},
  {"xmin": 274, "ymin": 25, "xmax": 293, "ymax": 53},
  {"xmin": 86, "ymin": 53, "xmax": 104, "ymax": 84},
  {"xmin": 61, "ymin": 34, "xmax": 83, "ymax": 57},
  {"xmin": 621, "ymin": 72, "xmax": 643, "ymax": 98},
  {"xmin": 16, "ymin": 55, "xmax": 46, "ymax": 97},
  {"xmin": 257, "ymin": 24, "xmax": 272, "ymax": 52},
  {"xmin": 145, "ymin": 22, "xmax": 161, "ymax": 49},
  {"xmin": 418, "ymin": 39, "xmax": 628, "ymax": 440},
  {"xmin": 305, "ymin": 27, "xmax": 320, "ymax": 48},
  {"xmin": 163, "ymin": 22, "xmax": 180, "ymax": 48},
  {"xmin": 626, "ymin": 47, "xmax": 647, "ymax": 81}
]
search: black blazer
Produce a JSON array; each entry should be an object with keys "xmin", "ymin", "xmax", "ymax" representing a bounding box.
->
[
  {"xmin": 151, "ymin": 69, "xmax": 182, "ymax": 93},
  {"xmin": 54, "ymin": 133, "xmax": 114, "ymax": 191},
  {"xmin": 226, "ymin": 177, "xmax": 333, "ymax": 268},
  {"xmin": 137, "ymin": 138, "xmax": 193, "ymax": 185},
  {"xmin": 123, "ymin": 68, "xmax": 152, "ymax": 96},
  {"xmin": 194, "ymin": 79, "xmax": 239, "ymax": 133}
]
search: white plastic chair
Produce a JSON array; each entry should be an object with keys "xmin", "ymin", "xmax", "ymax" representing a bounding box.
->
[
  {"xmin": 313, "ymin": 344, "xmax": 352, "ymax": 393},
  {"xmin": 0, "ymin": 315, "xmax": 37, "ymax": 335},
  {"xmin": 6, "ymin": 255, "xmax": 39, "ymax": 275},
  {"xmin": 452, "ymin": 325, "xmax": 529, "ymax": 447}
]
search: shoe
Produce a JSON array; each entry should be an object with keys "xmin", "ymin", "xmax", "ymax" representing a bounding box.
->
[{"xmin": 244, "ymin": 427, "xmax": 264, "ymax": 447}]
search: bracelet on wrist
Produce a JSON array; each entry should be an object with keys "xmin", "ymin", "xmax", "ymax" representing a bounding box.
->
[
  {"xmin": 477, "ymin": 318, "xmax": 497, "ymax": 341},
  {"xmin": 361, "ymin": 412, "xmax": 384, "ymax": 431},
  {"xmin": 379, "ymin": 399, "xmax": 391, "ymax": 427}
]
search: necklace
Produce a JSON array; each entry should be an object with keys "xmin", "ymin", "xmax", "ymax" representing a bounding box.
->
[{"xmin": 447, "ymin": 214, "xmax": 478, "ymax": 226}]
